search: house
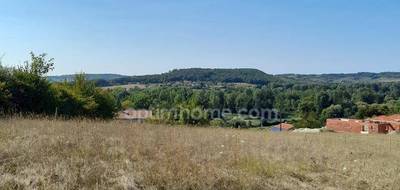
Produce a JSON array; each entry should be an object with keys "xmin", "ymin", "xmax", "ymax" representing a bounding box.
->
[
  {"xmin": 271, "ymin": 123, "xmax": 294, "ymax": 132},
  {"xmin": 371, "ymin": 114, "xmax": 400, "ymax": 122},
  {"xmin": 369, "ymin": 114, "xmax": 400, "ymax": 133},
  {"xmin": 326, "ymin": 114, "xmax": 400, "ymax": 134},
  {"xmin": 326, "ymin": 119, "xmax": 365, "ymax": 133},
  {"xmin": 117, "ymin": 109, "xmax": 152, "ymax": 122},
  {"xmin": 363, "ymin": 120, "xmax": 395, "ymax": 134}
]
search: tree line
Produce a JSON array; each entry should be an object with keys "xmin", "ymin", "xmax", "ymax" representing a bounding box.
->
[
  {"xmin": 1, "ymin": 53, "xmax": 400, "ymax": 127},
  {"xmin": 116, "ymin": 81, "xmax": 400, "ymax": 127},
  {"xmin": 0, "ymin": 53, "xmax": 117, "ymax": 119},
  {"xmin": 96, "ymin": 68, "xmax": 273, "ymax": 86}
]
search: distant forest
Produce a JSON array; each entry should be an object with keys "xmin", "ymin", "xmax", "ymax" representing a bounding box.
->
[
  {"xmin": 48, "ymin": 74, "xmax": 127, "ymax": 82},
  {"xmin": 93, "ymin": 68, "xmax": 274, "ymax": 86},
  {"xmin": 50, "ymin": 68, "xmax": 400, "ymax": 87}
]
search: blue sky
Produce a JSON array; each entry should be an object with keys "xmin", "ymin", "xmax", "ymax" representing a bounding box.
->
[{"xmin": 1, "ymin": 0, "xmax": 399, "ymax": 75}]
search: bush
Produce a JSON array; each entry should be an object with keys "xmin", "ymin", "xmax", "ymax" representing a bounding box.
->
[
  {"xmin": 0, "ymin": 53, "xmax": 117, "ymax": 119},
  {"xmin": 210, "ymin": 118, "xmax": 225, "ymax": 127}
]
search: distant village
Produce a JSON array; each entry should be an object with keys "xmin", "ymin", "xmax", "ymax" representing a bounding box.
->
[
  {"xmin": 117, "ymin": 108, "xmax": 400, "ymax": 134},
  {"xmin": 326, "ymin": 114, "xmax": 400, "ymax": 134}
]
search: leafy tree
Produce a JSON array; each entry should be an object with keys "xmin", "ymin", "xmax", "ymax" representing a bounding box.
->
[
  {"xmin": 254, "ymin": 87, "xmax": 274, "ymax": 110},
  {"xmin": 355, "ymin": 102, "xmax": 390, "ymax": 119},
  {"xmin": 209, "ymin": 90, "xmax": 224, "ymax": 110},
  {"xmin": 18, "ymin": 52, "xmax": 55, "ymax": 76},
  {"xmin": 295, "ymin": 112, "xmax": 322, "ymax": 129},
  {"xmin": 298, "ymin": 96, "xmax": 316, "ymax": 115},
  {"xmin": 315, "ymin": 91, "xmax": 331, "ymax": 114},
  {"xmin": 130, "ymin": 92, "xmax": 152, "ymax": 109},
  {"xmin": 8, "ymin": 52, "xmax": 56, "ymax": 114},
  {"xmin": 321, "ymin": 105, "xmax": 344, "ymax": 121},
  {"xmin": 355, "ymin": 87, "xmax": 378, "ymax": 104}
]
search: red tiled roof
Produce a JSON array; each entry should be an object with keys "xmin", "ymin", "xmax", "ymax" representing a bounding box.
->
[
  {"xmin": 117, "ymin": 109, "xmax": 152, "ymax": 120},
  {"xmin": 371, "ymin": 114, "xmax": 400, "ymax": 122},
  {"xmin": 325, "ymin": 118, "xmax": 364, "ymax": 133},
  {"xmin": 279, "ymin": 123, "xmax": 294, "ymax": 130}
]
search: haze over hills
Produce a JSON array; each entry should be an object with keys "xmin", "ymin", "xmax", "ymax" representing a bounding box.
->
[
  {"xmin": 277, "ymin": 72, "xmax": 400, "ymax": 83},
  {"xmin": 48, "ymin": 74, "xmax": 127, "ymax": 82},
  {"xmin": 48, "ymin": 68, "xmax": 400, "ymax": 86}
]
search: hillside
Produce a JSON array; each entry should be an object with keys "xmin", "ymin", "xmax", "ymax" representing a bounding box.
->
[
  {"xmin": 96, "ymin": 68, "xmax": 274, "ymax": 86},
  {"xmin": 49, "ymin": 69, "xmax": 400, "ymax": 86},
  {"xmin": 48, "ymin": 74, "xmax": 127, "ymax": 82},
  {"xmin": 278, "ymin": 72, "xmax": 400, "ymax": 84}
]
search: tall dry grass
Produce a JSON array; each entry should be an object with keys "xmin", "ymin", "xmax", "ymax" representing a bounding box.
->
[{"xmin": 1, "ymin": 118, "xmax": 400, "ymax": 189}]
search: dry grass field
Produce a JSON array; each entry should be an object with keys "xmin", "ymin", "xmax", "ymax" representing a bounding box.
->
[{"xmin": 1, "ymin": 119, "xmax": 400, "ymax": 190}]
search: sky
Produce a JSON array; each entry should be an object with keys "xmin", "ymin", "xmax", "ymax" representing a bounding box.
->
[{"xmin": 0, "ymin": 0, "xmax": 399, "ymax": 75}]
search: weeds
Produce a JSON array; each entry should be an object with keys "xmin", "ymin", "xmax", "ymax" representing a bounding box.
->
[{"xmin": 0, "ymin": 118, "xmax": 399, "ymax": 189}]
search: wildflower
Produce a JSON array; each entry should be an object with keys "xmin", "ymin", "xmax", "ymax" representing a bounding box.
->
[
  {"xmin": 240, "ymin": 140, "xmax": 245, "ymax": 143},
  {"xmin": 221, "ymin": 145, "xmax": 225, "ymax": 148}
]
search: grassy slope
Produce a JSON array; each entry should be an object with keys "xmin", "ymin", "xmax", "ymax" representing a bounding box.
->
[{"xmin": 1, "ymin": 119, "xmax": 399, "ymax": 189}]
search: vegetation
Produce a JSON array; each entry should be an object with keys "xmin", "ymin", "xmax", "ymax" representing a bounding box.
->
[
  {"xmin": 278, "ymin": 72, "xmax": 400, "ymax": 84},
  {"xmin": 88, "ymin": 69, "xmax": 400, "ymax": 87},
  {"xmin": 96, "ymin": 68, "xmax": 274, "ymax": 86},
  {"xmin": 1, "ymin": 118, "xmax": 400, "ymax": 189},
  {"xmin": 2, "ymin": 52, "xmax": 400, "ymax": 126},
  {"xmin": 115, "ymin": 81, "xmax": 400, "ymax": 128},
  {"xmin": 48, "ymin": 74, "xmax": 127, "ymax": 82},
  {"xmin": 0, "ymin": 53, "xmax": 117, "ymax": 119}
]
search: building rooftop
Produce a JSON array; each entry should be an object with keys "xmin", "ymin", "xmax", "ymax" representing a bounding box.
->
[
  {"xmin": 117, "ymin": 109, "xmax": 152, "ymax": 120},
  {"xmin": 371, "ymin": 114, "xmax": 400, "ymax": 122}
]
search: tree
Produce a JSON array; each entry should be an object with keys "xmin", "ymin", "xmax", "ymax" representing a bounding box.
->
[
  {"xmin": 321, "ymin": 105, "xmax": 344, "ymax": 121},
  {"xmin": 315, "ymin": 91, "xmax": 331, "ymax": 114},
  {"xmin": 8, "ymin": 52, "xmax": 56, "ymax": 114},
  {"xmin": 224, "ymin": 92, "xmax": 238, "ymax": 112},
  {"xmin": 355, "ymin": 102, "xmax": 390, "ymax": 119},
  {"xmin": 295, "ymin": 112, "xmax": 322, "ymax": 129},
  {"xmin": 52, "ymin": 74, "xmax": 117, "ymax": 119},
  {"xmin": 209, "ymin": 90, "xmax": 224, "ymax": 110},
  {"xmin": 18, "ymin": 52, "xmax": 54, "ymax": 76},
  {"xmin": 254, "ymin": 87, "xmax": 274, "ymax": 110},
  {"xmin": 355, "ymin": 87, "xmax": 378, "ymax": 104},
  {"xmin": 130, "ymin": 92, "xmax": 152, "ymax": 109},
  {"xmin": 0, "ymin": 81, "xmax": 11, "ymax": 113},
  {"xmin": 0, "ymin": 65, "xmax": 11, "ymax": 113},
  {"xmin": 298, "ymin": 96, "xmax": 316, "ymax": 115},
  {"xmin": 295, "ymin": 95, "xmax": 323, "ymax": 128},
  {"xmin": 235, "ymin": 89, "xmax": 254, "ymax": 112}
]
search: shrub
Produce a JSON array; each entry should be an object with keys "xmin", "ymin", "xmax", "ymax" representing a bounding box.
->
[{"xmin": 210, "ymin": 118, "xmax": 225, "ymax": 127}]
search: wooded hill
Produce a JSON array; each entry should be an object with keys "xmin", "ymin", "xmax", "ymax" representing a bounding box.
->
[
  {"xmin": 49, "ymin": 69, "xmax": 400, "ymax": 86},
  {"xmin": 278, "ymin": 72, "xmax": 400, "ymax": 84},
  {"xmin": 48, "ymin": 74, "xmax": 127, "ymax": 82},
  {"xmin": 94, "ymin": 68, "xmax": 275, "ymax": 86}
]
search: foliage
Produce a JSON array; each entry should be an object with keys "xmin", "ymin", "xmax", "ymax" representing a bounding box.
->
[
  {"xmin": 321, "ymin": 105, "xmax": 344, "ymax": 121},
  {"xmin": 0, "ymin": 53, "xmax": 117, "ymax": 119},
  {"xmin": 210, "ymin": 118, "xmax": 225, "ymax": 127},
  {"xmin": 92, "ymin": 69, "xmax": 400, "ymax": 87},
  {"xmin": 3, "ymin": 52, "xmax": 400, "ymax": 124},
  {"xmin": 97, "ymin": 68, "xmax": 274, "ymax": 86},
  {"xmin": 116, "ymin": 80, "xmax": 400, "ymax": 127}
]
